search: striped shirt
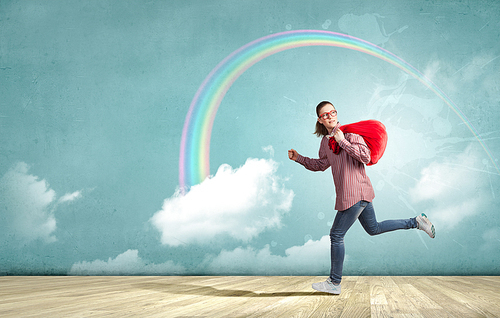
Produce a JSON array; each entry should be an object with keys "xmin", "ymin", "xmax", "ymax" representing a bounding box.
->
[{"xmin": 296, "ymin": 133, "xmax": 375, "ymax": 211}]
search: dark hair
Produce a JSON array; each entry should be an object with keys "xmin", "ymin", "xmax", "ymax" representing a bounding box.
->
[{"xmin": 314, "ymin": 101, "xmax": 334, "ymax": 137}]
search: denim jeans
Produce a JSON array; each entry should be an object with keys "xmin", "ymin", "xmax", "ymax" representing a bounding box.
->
[{"xmin": 329, "ymin": 200, "xmax": 417, "ymax": 284}]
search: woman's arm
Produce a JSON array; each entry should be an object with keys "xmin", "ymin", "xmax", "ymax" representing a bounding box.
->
[
  {"xmin": 289, "ymin": 138, "xmax": 331, "ymax": 172},
  {"xmin": 338, "ymin": 133, "xmax": 371, "ymax": 164},
  {"xmin": 288, "ymin": 149, "xmax": 299, "ymax": 161}
]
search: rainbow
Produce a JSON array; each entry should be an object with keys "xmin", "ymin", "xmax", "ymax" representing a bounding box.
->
[{"xmin": 179, "ymin": 30, "xmax": 498, "ymax": 191}]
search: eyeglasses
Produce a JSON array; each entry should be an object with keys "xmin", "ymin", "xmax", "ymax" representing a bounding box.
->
[{"xmin": 318, "ymin": 110, "xmax": 337, "ymax": 119}]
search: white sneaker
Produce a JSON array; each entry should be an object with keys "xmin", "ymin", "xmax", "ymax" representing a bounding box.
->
[
  {"xmin": 416, "ymin": 213, "xmax": 435, "ymax": 238},
  {"xmin": 312, "ymin": 277, "xmax": 341, "ymax": 295}
]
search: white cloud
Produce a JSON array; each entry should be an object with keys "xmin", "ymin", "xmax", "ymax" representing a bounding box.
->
[
  {"xmin": 0, "ymin": 162, "xmax": 57, "ymax": 243},
  {"xmin": 58, "ymin": 191, "xmax": 82, "ymax": 203},
  {"xmin": 409, "ymin": 145, "xmax": 490, "ymax": 230},
  {"xmin": 262, "ymin": 145, "xmax": 275, "ymax": 158},
  {"xmin": 0, "ymin": 162, "xmax": 82, "ymax": 244},
  {"xmin": 203, "ymin": 236, "xmax": 333, "ymax": 275},
  {"xmin": 150, "ymin": 158, "xmax": 294, "ymax": 246},
  {"xmin": 422, "ymin": 53, "xmax": 500, "ymax": 98},
  {"xmin": 69, "ymin": 249, "xmax": 186, "ymax": 275},
  {"xmin": 424, "ymin": 60, "xmax": 441, "ymax": 82}
]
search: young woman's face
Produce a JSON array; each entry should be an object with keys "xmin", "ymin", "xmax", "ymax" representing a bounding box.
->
[{"xmin": 317, "ymin": 103, "xmax": 338, "ymax": 133}]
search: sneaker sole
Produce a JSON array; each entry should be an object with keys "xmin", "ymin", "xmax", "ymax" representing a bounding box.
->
[
  {"xmin": 419, "ymin": 213, "xmax": 435, "ymax": 238},
  {"xmin": 312, "ymin": 285, "xmax": 340, "ymax": 295}
]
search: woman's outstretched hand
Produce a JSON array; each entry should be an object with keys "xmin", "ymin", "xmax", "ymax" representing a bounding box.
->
[{"xmin": 288, "ymin": 149, "xmax": 298, "ymax": 161}]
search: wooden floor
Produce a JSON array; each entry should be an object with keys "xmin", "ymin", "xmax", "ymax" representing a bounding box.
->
[{"xmin": 1, "ymin": 276, "xmax": 499, "ymax": 317}]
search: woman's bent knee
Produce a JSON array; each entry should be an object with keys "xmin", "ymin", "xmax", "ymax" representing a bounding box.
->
[{"xmin": 366, "ymin": 227, "xmax": 380, "ymax": 236}]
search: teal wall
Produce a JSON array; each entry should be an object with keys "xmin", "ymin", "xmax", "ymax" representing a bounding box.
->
[{"xmin": 1, "ymin": 0, "xmax": 499, "ymax": 275}]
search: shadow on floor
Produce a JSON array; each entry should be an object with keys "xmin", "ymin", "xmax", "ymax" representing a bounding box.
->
[{"xmin": 133, "ymin": 282, "xmax": 336, "ymax": 297}]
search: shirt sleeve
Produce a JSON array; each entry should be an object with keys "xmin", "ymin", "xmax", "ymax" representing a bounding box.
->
[
  {"xmin": 295, "ymin": 138, "xmax": 331, "ymax": 172},
  {"xmin": 338, "ymin": 133, "xmax": 371, "ymax": 164}
]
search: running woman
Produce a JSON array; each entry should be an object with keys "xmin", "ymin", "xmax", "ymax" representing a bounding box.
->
[{"xmin": 288, "ymin": 101, "xmax": 435, "ymax": 295}]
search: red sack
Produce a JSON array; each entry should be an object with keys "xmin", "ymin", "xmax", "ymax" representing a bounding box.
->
[{"xmin": 329, "ymin": 120, "xmax": 388, "ymax": 166}]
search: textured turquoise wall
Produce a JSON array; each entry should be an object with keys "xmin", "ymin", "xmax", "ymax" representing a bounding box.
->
[{"xmin": 1, "ymin": 0, "xmax": 499, "ymax": 275}]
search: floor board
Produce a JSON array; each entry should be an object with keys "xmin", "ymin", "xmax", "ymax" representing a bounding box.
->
[{"xmin": 0, "ymin": 276, "xmax": 499, "ymax": 317}]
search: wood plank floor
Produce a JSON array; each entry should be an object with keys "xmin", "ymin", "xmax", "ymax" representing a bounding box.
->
[{"xmin": 1, "ymin": 276, "xmax": 499, "ymax": 317}]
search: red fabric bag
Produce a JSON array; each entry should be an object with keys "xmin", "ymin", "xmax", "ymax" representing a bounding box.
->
[{"xmin": 328, "ymin": 120, "xmax": 388, "ymax": 166}]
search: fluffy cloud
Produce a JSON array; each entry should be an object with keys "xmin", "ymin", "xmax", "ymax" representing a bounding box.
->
[
  {"xmin": 150, "ymin": 158, "xmax": 294, "ymax": 246},
  {"xmin": 0, "ymin": 162, "xmax": 82, "ymax": 244},
  {"xmin": 202, "ymin": 236, "xmax": 332, "ymax": 275},
  {"xmin": 262, "ymin": 145, "xmax": 275, "ymax": 157},
  {"xmin": 0, "ymin": 162, "xmax": 57, "ymax": 243},
  {"xmin": 58, "ymin": 191, "xmax": 82, "ymax": 203},
  {"xmin": 409, "ymin": 145, "xmax": 490, "ymax": 230},
  {"xmin": 69, "ymin": 250, "xmax": 185, "ymax": 275},
  {"xmin": 424, "ymin": 60, "xmax": 441, "ymax": 83}
]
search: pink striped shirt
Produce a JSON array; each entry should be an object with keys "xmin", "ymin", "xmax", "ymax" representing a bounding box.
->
[{"xmin": 296, "ymin": 133, "xmax": 375, "ymax": 211}]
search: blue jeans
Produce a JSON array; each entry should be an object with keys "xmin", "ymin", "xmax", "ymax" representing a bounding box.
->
[{"xmin": 329, "ymin": 200, "xmax": 417, "ymax": 284}]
